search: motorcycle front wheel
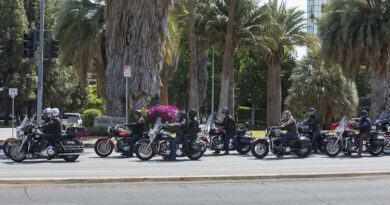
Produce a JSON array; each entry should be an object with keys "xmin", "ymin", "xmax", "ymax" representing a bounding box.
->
[
  {"xmin": 94, "ymin": 139, "xmax": 113, "ymax": 157},
  {"xmin": 3, "ymin": 141, "xmax": 10, "ymax": 158},
  {"xmin": 250, "ymin": 139, "xmax": 269, "ymax": 159},
  {"xmin": 383, "ymin": 139, "xmax": 390, "ymax": 154},
  {"xmin": 136, "ymin": 142, "xmax": 154, "ymax": 161},
  {"xmin": 324, "ymin": 139, "xmax": 340, "ymax": 157},
  {"xmin": 63, "ymin": 155, "xmax": 79, "ymax": 162},
  {"xmin": 8, "ymin": 140, "xmax": 26, "ymax": 162}
]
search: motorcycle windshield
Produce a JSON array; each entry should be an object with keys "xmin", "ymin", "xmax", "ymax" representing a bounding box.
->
[
  {"xmin": 335, "ymin": 116, "xmax": 347, "ymax": 134},
  {"xmin": 150, "ymin": 118, "xmax": 162, "ymax": 136},
  {"xmin": 202, "ymin": 114, "xmax": 214, "ymax": 137},
  {"xmin": 379, "ymin": 111, "xmax": 388, "ymax": 120}
]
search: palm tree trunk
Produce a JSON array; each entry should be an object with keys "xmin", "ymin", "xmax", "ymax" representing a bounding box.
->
[
  {"xmin": 104, "ymin": 0, "xmax": 171, "ymax": 116},
  {"xmin": 197, "ymin": 43, "xmax": 209, "ymax": 105},
  {"xmin": 159, "ymin": 83, "xmax": 169, "ymax": 105},
  {"xmin": 189, "ymin": 0, "xmax": 198, "ymax": 112},
  {"xmin": 386, "ymin": 70, "xmax": 390, "ymax": 114},
  {"xmin": 370, "ymin": 68, "xmax": 386, "ymax": 120},
  {"xmin": 267, "ymin": 60, "xmax": 282, "ymax": 126},
  {"xmin": 218, "ymin": 0, "xmax": 236, "ymax": 113},
  {"xmin": 251, "ymin": 104, "xmax": 256, "ymax": 125},
  {"xmin": 228, "ymin": 62, "xmax": 235, "ymax": 117}
]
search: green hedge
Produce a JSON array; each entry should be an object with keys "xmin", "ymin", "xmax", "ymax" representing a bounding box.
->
[
  {"xmin": 82, "ymin": 109, "xmax": 102, "ymax": 127},
  {"xmin": 236, "ymin": 106, "xmax": 266, "ymax": 122},
  {"xmin": 86, "ymin": 126, "xmax": 107, "ymax": 136}
]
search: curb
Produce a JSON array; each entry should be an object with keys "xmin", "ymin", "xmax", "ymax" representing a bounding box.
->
[{"xmin": 1, "ymin": 171, "xmax": 390, "ymax": 184}]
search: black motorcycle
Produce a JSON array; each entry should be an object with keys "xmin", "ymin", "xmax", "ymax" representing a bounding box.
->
[
  {"xmin": 372, "ymin": 111, "xmax": 390, "ymax": 154},
  {"xmin": 7, "ymin": 122, "xmax": 85, "ymax": 162},
  {"xmin": 251, "ymin": 126, "xmax": 312, "ymax": 159},
  {"xmin": 135, "ymin": 118, "xmax": 207, "ymax": 161},
  {"xmin": 297, "ymin": 123, "xmax": 331, "ymax": 152},
  {"xmin": 323, "ymin": 117, "xmax": 384, "ymax": 157}
]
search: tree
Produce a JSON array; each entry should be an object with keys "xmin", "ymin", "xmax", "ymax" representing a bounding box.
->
[
  {"xmin": 255, "ymin": 0, "xmax": 316, "ymax": 125},
  {"xmin": 104, "ymin": 0, "xmax": 172, "ymax": 116},
  {"xmin": 318, "ymin": 0, "xmax": 390, "ymax": 119},
  {"xmin": 285, "ymin": 51, "xmax": 359, "ymax": 129},
  {"xmin": 188, "ymin": 0, "xmax": 198, "ymax": 112}
]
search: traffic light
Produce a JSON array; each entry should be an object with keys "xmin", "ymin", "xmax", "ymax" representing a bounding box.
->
[
  {"xmin": 49, "ymin": 36, "xmax": 59, "ymax": 59},
  {"xmin": 23, "ymin": 30, "xmax": 36, "ymax": 59},
  {"xmin": 26, "ymin": 76, "xmax": 32, "ymax": 88}
]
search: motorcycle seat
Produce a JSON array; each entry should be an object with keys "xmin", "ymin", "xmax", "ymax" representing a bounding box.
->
[{"xmin": 161, "ymin": 134, "xmax": 174, "ymax": 140}]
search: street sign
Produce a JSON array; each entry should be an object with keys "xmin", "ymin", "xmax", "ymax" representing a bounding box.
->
[
  {"xmin": 124, "ymin": 65, "xmax": 132, "ymax": 77},
  {"xmin": 9, "ymin": 88, "xmax": 18, "ymax": 98}
]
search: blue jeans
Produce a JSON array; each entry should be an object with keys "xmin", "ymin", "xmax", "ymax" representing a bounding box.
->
[
  {"xmin": 281, "ymin": 132, "xmax": 298, "ymax": 145},
  {"xmin": 170, "ymin": 135, "xmax": 183, "ymax": 160},
  {"xmin": 129, "ymin": 133, "xmax": 141, "ymax": 152},
  {"xmin": 224, "ymin": 132, "xmax": 235, "ymax": 152},
  {"xmin": 311, "ymin": 129, "xmax": 321, "ymax": 152}
]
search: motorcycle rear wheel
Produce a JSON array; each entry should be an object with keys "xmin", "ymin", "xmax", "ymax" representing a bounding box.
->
[
  {"xmin": 136, "ymin": 143, "xmax": 154, "ymax": 161},
  {"xmin": 94, "ymin": 139, "xmax": 113, "ymax": 157},
  {"xmin": 368, "ymin": 144, "xmax": 383, "ymax": 156},
  {"xmin": 3, "ymin": 141, "xmax": 10, "ymax": 158},
  {"xmin": 324, "ymin": 140, "xmax": 340, "ymax": 157},
  {"xmin": 295, "ymin": 144, "xmax": 312, "ymax": 158},
  {"xmin": 8, "ymin": 141, "xmax": 26, "ymax": 162},
  {"xmin": 250, "ymin": 140, "xmax": 269, "ymax": 159},
  {"xmin": 237, "ymin": 144, "xmax": 252, "ymax": 154},
  {"xmin": 63, "ymin": 155, "xmax": 79, "ymax": 162}
]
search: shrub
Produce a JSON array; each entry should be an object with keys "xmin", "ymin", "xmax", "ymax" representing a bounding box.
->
[
  {"xmin": 82, "ymin": 109, "xmax": 102, "ymax": 127},
  {"xmin": 147, "ymin": 105, "xmax": 179, "ymax": 124},
  {"xmin": 236, "ymin": 106, "xmax": 266, "ymax": 122},
  {"xmin": 128, "ymin": 107, "xmax": 150, "ymax": 129}
]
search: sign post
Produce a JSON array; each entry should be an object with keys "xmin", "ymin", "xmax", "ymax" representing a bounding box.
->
[
  {"xmin": 124, "ymin": 65, "xmax": 132, "ymax": 124},
  {"xmin": 9, "ymin": 88, "xmax": 18, "ymax": 138}
]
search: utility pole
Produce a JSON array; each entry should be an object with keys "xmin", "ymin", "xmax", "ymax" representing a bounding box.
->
[
  {"xmin": 211, "ymin": 48, "xmax": 215, "ymax": 115},
  {"xmin": 37, "ymin": 0, "xmax": 45, "ymax": 125}
]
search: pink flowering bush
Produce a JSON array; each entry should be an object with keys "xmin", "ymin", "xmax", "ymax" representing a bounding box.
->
[{"xmin": 147, "ymin": 105, "xmax": 180, "ymax": 124}]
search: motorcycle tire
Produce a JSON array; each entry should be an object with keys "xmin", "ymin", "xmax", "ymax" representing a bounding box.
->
[
  {"xmin": 8, "ymin": 140, "xmax": 26, "ymax": 162},
  {"xmin": 3, "ymin": 141, "xmax": 10, "ymax": 158},
  {"xmin": 94, "ymin": 139, "xmax": 113, "ymax": 158},
  {"xmin": 368, "ymin": 144, "xmax": 383, "ymax": 156},
  {"xmin": 63, "ymin": 155, "xmax": 79, "ymax": 162},
  {"xmin": 250, "ymin": 139, "xmax": 269, "ymax": 159},
  {"xmin": 324, "ymin": 139, "xmax": 341, "ymax": 157},
  {"xmin": 295, "ymin": 144, "xmax": 312, "ymax": 158},
  {"xmin": 187, "ymin": 149, "xmax": 204, "ymax": 160},
  {"xmin": 383, "ymin": 143, "xmax": 390, "ymax": 154},
  {"xmin": 237, "ymin": 144, "xmax": 252, "ymax": 154},
  {"xmin": 136, "ymin": 142, "xmax": 154, "ymax": 161}
]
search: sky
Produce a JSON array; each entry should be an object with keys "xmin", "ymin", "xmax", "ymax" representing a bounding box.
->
[{"xmin": 285, "ymin": 0, "xmax": 308, "ymax": 59}]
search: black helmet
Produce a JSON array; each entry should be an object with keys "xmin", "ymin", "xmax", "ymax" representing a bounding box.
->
[
  {"xmin": 220, "ymin": 107, "xmax": 230, "ymax": 114},
  {"xmin": 134, "ymin": 110, "xmax": 142, "ymax": 118},
  {"xmin": 188, "ymin": 109, "xmax": 197, "ymax": 119},
  {"xmin": 308, "ymin": 107, "xmax": 316, "ymax": 116},
  {"xmin": 176, "ymin": 111, "xmax": 186, "ymax": 121},
  {"xmin": 360, "ymin": 110, "xmax": 368, "ymax": 118}
]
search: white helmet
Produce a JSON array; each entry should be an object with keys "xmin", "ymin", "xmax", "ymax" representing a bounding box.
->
[
  {"xmin": 43, "ymin": 108, "xmax": 52, "ymax": 117},
  {"xmin": 51, "ymin": 108, "xmax": 60, "ymax": 117}
]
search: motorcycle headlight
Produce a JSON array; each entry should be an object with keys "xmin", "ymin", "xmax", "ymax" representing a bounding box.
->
[
  {"xmin": 107, "ymin": 127, "xmax": 112, "ymax": 134},
  {"xmin": 16, "ymin": 130, "xmax": 21, "ymax": 138},
  {"xmin": 387, "ymin": 126, "xmax": 390, "ymax": 133},
  {"xmin": 372, "ymin": 125, "xmax": 377, "ymax": 130}
]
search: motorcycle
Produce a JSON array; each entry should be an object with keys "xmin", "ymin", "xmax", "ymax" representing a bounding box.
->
[
  {"xmin": 297, "ymin": 122, "xmax": 331, "ymax": 152},
  {"xmin": 372, "ymin": 111, "xmax": 390, "ymax": 154},
  {"xmin": 7, "ymin": 119, "xmax": 85, "ymax": 162},
  {"xmin": 323, "ymin": 116, "xmax": 384, "ymax": 157},
  {"xmin": 94, "ymin": 124, "xmax": 137, "ymax": 157},
  {"xmin": 251, "ymin": 126, "xmax": 312, "ymax": 159},
  {"xmin": 200, "ymin": 115, "xmax": 255, "ymax": 154},
  {"xmin": 3, "ymin": 116, "xmax": 31, "ymax": 158},
  {"xmin": 135, "ymin": 118, "xmax": 207, "ymax": 161}
]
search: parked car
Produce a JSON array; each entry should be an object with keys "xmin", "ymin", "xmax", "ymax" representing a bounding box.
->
[{"xmin": 62, "ymin": 113, "xmax": 82, "ymax": 125}]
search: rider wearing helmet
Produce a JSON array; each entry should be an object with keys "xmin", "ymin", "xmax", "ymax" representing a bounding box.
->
[
  {"xmin": 43, "ymin": 108, "xmax": 52, "ymax": 124},
  {"xmin": 304, "ymin": 107, "xmax": 321, "ymax": 153},
  {"xmin": 125, "ymin": 110, "xmax": 145, "ymax": 157},
  {"xmin": 183, "ymin": 109, "xmax": 200, "ymax": 151},
  {"xmin": 164, "ymin": 111, "xmax": 188, "ymax": 160},
  {"xmin": 278, "ymin": 110, "xmax": 298, "ymax": 148},
  {"xmin": 40, "ymin": 108, "xmax": 62, "ymax": 155},
  {"xmin": 214, "ymin": 107, "xmax": 236, "ymax": 155},
  {"xmin": 357, "ymin": 110, "xmax": 371, "ymax": 157}
]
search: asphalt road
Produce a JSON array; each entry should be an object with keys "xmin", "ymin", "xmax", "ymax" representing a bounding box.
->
[
  {"xmin": 1, "ymin": 149, "xmax": 390, "ymax": 179},
  {"xmin": 1, "ymin": 176, "xmax": 390, "ymax": 205}
]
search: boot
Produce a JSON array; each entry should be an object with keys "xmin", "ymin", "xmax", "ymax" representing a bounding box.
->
[{"xmin": 223, "ymin": 151, "xmax": 229, "ymax": 155}]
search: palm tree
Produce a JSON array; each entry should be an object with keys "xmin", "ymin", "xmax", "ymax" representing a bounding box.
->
[
  {"xmin": 318, "ymin": 0, "xmax": 390, "ymax": 119},
  {"xmin": 255, "ymin": 0, "xmax": 316, "ymax": 125},
  {"xmin": 285, "ymin": 51, "xmax": 359, "ymax": 129},
  {"xmin": 104, "ymin": 0, "xmax": 172, "ymax": 115},
  {"xmin": 189, "ymin": 0, "xmax": 199, "ymax": 112},
  {"xmin": 206, "ymin": 0, "xmax": 266, "ymax": 115}
]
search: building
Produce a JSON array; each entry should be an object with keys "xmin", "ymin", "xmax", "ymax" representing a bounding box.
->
[{"xmin": 307, "ymin": 0, "xmax": 329, "ymax": 34}]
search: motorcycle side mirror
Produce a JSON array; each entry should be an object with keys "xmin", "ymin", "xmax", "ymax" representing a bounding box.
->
[{"xmin": 62, "ymin": 123, "xmax": 66, "ymax": 131}]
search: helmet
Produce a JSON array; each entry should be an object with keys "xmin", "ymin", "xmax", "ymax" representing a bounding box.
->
[
  {"xmin": 220, "ymin": 107, "xmax": 230, "ymax": 114},
  {"xmin": 43, "ymin": 108, "xmax": 52, "ymax": 117},
  {"xmin": 51, "ymin": 108, "xmax": 60, "ymax": 117},
  {"xmin": 188, "ymin": 109, "xmax": 197, "ymax": 119},
  {"xmin": 282, "ymin": 110, "xmax": 292, "ymax": 120},
  {"xmin": 308, "ymin": 107, "xmax": 316, "ymax": 116},
  {"xmin": 360, "ymin": 110, "xmax": 368, "ymax": 118},
  {"xmin": 176, "ymin": 111, "xmax": 186, "ymax": 121},
  {"xmin": 134, "ymin": 110, "xmax": 142, "ymax": 118}
]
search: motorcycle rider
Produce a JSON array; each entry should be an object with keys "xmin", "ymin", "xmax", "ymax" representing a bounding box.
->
[
  {"xmin": 214, "ymin": 107, "xmax": 236, "ymax": 155},
  {"xmin": 39, "ymin": 108, "xmax": 61, "ymax": 159},
  {"xmin": 304, "ymin": 108, "xmax": 321, "ymax": 153},
  {"xmin": 183, "ymin": 109, "xmax": 200, "ymax": 151},
  {"xmin": 278, "ymin": 110, "xmax": 298, "ymax": 149},
  {"xmin": 124, "ymin": 110, "xmax": 145, "ymax": 157},
  {"xmin": 353, "ymin": 110, "xmax": 371, "ymax": 157},
  {"xmin": 164, "ymin": 111, "xmax": 188, "ymax": 160},
  {"xmin": 43, "ymin": 108, "xmax": 52, "ymax": 123}
]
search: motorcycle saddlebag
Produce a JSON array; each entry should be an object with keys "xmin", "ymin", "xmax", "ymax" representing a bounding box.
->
[
  {"xmin": 67, "ymin": 127, "xmax": 88, "ymax": 138},
  {"xmin": 238, "ymin": 135, "xmax": 253, "ymax": 145},
  {"xmin": 298, "ymin": 139, "xmax": 311, "ymax": 148}
]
